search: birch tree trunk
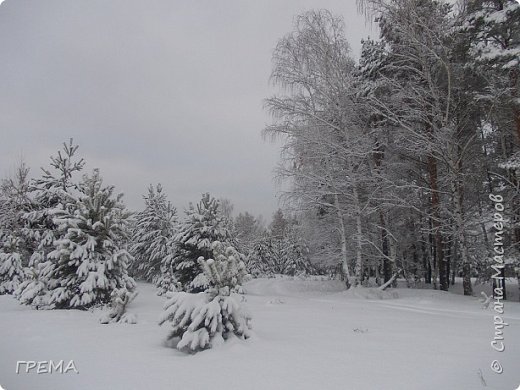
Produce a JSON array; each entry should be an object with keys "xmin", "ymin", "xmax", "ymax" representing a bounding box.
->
[
  {"xmin": 380, "ymin": 212, "xmax": 393, "ymax": 283},
  {"xmin": 352, "ymin": 185, "xmax": 364, "ymax": 287},
  {"xmin": 334, "ymin": 193, "xmax": 351, "ymax": 289},
  {"xmin": 428, "ymin": 155, "xmax": 446, "ymax": 290}
]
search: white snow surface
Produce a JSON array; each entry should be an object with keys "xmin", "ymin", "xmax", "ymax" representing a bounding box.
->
[{"xmin": 1, "ymin": 278, "xmax": 519, "ymax": 390}]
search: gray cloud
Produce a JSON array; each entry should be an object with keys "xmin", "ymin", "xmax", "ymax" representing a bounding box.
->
[{"xmin": 0, "ymin": 0, "xmax": 375, "ymax": 218}]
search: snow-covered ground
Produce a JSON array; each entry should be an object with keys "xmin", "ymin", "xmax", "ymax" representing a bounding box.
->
[{"xmin": 1, "ymin": 278, "xmax": 519, "ymax": 390}]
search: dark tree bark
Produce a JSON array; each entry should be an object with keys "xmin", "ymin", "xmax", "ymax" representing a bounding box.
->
[
  {"xmin": 428, "ymin": 155, "xmax": 448, "ymax": 291},
  {"xmin": 423, "ymin": 231, "xmax": 431, "ymax": 284}
]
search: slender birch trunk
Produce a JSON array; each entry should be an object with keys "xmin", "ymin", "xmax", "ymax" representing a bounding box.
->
[
  {"xmin": 352, "ymin": 185, "xmax": 364, "ymax": 287},
  {"xmin": 380, "ymin": 212, "xmax": 393, "ymax": 283},
  {"xmin": 334, "ymin": 193, "xmax": 351, "ymax": 289}
]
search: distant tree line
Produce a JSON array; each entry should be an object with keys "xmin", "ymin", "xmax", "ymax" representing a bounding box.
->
[{"xmin": 0, "ymin": 140, "xmax": 318, "ymax": 309}]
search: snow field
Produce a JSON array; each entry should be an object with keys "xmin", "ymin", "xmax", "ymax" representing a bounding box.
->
[{"xmin": 0, "ymin": 279, "xmax": 519, "ymax": 390}]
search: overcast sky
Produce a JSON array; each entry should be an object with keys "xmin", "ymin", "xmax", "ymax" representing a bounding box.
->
[{"xmin": 0, "ymin": 0, "xmax": 375, "ymax": 219}]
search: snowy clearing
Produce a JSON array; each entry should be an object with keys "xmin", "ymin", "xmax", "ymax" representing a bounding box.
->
[{"xmin": 1, "ymin": 279, "xmax": 519, "ymax": 390}]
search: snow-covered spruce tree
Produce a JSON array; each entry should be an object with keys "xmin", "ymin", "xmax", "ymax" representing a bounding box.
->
[
  {"xmin": 0, "ymin": 235, "xmax": 26, "ymax": 294},
  {"xmin": 246, "ymin": 221, "xmax": 314, "ymax": 277},
  {"xmin": 0, "ymin": 191, "xmax": 10, "ymax": 239},
  {"xmin": 234, "ymin": 211, "xmax": 265, "ymax": 258},
  {"xmin": 279, "ymin": 225, "xmax": 314, "ymax": 276},
  {"xmin": 129, "ymin": 184, "xmax": 177, "ymax": 283},
  {"xmin": 269, "ymin": 209, "xmax": 288, "ymax": 239},
  {"xmin": 171, "ymin": 193, "xmax": 235, "ymax": 292},
  {"xmin": 159, "ymin": 241, "xmax": 251, "ymax": 352},
  {"xmin": 35, "ymin": 169, "xmax": 135, "ymax": 309},
  {"xmin": 16, "ymin": 139, "xmax": 85, "ymax": 307},
  {"xmin": 99, "ymin": 287, "xmax": 139, "ymax": 324},
  {"xmin": 0, "ymin": 161, "xmax": 33, "ymax": 294},
  {"xmin": 0, "ymin": 161, "xmax": 31, "ymax": 239},
  {"xmin": 246, "ymin": 233, "xmax": 273, "ymax": 277}
]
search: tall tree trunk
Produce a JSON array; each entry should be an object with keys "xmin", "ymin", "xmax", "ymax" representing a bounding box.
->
[
  {"xmin": 451, "ymin": 264, "xmax": 456, "ymax": 286},
  {"xmin": 431, "ymin": 234, "xmax": 439, "ymax": 290},
  {"xmin": 452, "ymin": 173, "xmax": 472, "ymax": 295},
  {"xmin": 425, "ymin": 255, "xmax": 432, "ymax": 284},
  {"xmin": 380, "ymin": 212, "xmax": 393, "ymax": 283},
  {"xmin": 450, "ymin": 233, "xmax": 458, "ymax": 286},
  {"xmin": 375, "ymin": 260, "xmax": 381, "ymax": 286},
  {"xmin": 510, "ymin": 69, "xmax": 520, "ymax": 299},
  {"xmin": 445, "ymin": 236, "xmax": 451, "ymax": 287},
  {"xmin": 334, "ymin": 194, "xmax": 351, "ymax": 289},
  {"xmin": 517, "ymin": 271, "xmax": 520, "ymax": 302},
  {"xmin": 353, "ymin": 186, "xmax": 364, "ymax": 287},
  {"xmin": 372, "ymin": 141, "xmax": 392, "ymax": 283},
  {"xmin": 412, "ymin": 242, "xmax": 419, "ymax": 286},
  {"xmin": 422, "ymin": 230, "xmax": 431, "ymax": 284},
  {"xmin": 428, "ymin": 155, "xmax": 448, "ymax": 291},
  {"xmin": 389, "ymin": 237, "xmax": 398, "ymax": 288},
  {"xmin": 510, "ymin": 69, "xmax": 520, "ymax": 145},
  {"xmin": 429, "ymin": 214, "xmax": 438, "ymax": 289}
]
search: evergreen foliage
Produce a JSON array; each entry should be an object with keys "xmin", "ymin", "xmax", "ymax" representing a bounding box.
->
[
  {"xmin": 159, "ymin": 240, "xmax": 251, "ymax": 352},
  {"xmin": 99, "ymin": 287, "xmax": 138, "ymax": 324},
  {"xmin": 43, "ymin": 169, "xmax": 135, "ymax": 309},
  {"xmin": 171, "ymin": 193, "xmax": 235, "ymax": 292},
  {"xmin": 247, "ymin": 219, "xmax": 314, "ymax": 277},
  {"xmin": 16, "ymin": 140, "xmax": 85, "ymax": 306},
  {"xmin": 0, "ymin": 162, "xmax": 33, "ymax": 294},
  {"xmin": 234, "ymin": 211, "xmax": 265, "ymax": 257},
  {"xmin": 18, "ymin": 166, "xmax": 135, "ymax": 309},
  {"xmin": 129, "ymin": 184, "xmax": 177, "ymax": 283},
  {"xmin": 0, "ymin": 235, "xmax": 26, "ymax": 294}
]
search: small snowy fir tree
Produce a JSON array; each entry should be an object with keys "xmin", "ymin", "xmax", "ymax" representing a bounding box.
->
[
  {"xmin": 247, "ymin": 224, "xmax": 313, "ymax": 277},
  {"xmin": 171, "ymin": 193, "xmax": 234, "ymax": 292},
  {"xmin": 159, "ymin": 241, "xmax": 251, "ymax": 352},
  {"xmin": 234, "ymin": 211, "xmax": 265, "ymax": 259},
  {"xmin": 0, "ymin": 235, "xmax": 26, "ymax": 294},
  {"xmin": 0, "ymin": 161, "xmax": 33, "ymax": 294},
  {"xmin": 129, "ymin": 184, "xmax": 177, "ymax": 283},
  {"xmin": 99, "ymin": 287, "xmax": 138, "ymax": 324},
  {"xmin": 246, "ymin": 233, "xmax": 274, "ymax": 277},
  {"xmin": 33, "ymin": 169, "xmax": 135, "ymax": 309},
  {"xmin": 279, "ymin": 225, "xmax": 314, "ymax": 276},
  {"xmin": 16, "ymin": 139, "xmax": 85, "ymax": 307},
  {"xmin": 0, "ymin": 162, "xmax": 31, "ymax": 240}
]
